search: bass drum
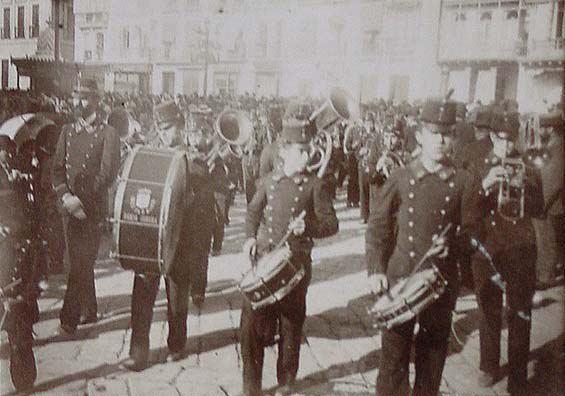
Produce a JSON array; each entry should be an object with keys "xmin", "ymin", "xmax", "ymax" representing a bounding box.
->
[{"xmin": 112, "ymin": 146, "xmax": 188, "ymax": 275}]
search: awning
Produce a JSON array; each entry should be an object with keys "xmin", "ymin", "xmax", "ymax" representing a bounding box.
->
[
  {"xmin": 11, "ymin": 56, "xmax": 79, "ymax": 94},
  {"xmin": 11, "ymin": 55, "xmax": 78, "ymax": 78}
]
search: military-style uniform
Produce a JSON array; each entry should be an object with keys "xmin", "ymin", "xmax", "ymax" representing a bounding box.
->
[
  {"xmin": 357, "ymin": 134, "xmax": 378, "ymax": 223},
  {"xmin": 210, "ymin": 156, "xmax": 231, "ymax": 256},
  {"xmin": 366, "ymin": 99, "xmax": 482, "ymax": 396},
  {"xmin": 128, "ymin": 147, "xmax": 215, "ymax": 366},
  {"xmin": 366, "ymin": 158, "xmax": 481, "ymax": 396},
  {"xmin": 467, "ymin": 148, "xmax": 543, "ymax": 395},
  {"xmin": 241, "ymin": 169, "xmax": 338, "ymax": 396},
  {"xmin": 52, "ymin": 116, "xmax": 120, "ymax": 330}
]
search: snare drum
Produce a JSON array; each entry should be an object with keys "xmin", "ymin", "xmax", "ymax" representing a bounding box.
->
[
  {"xmin": 239, "ymin": 246, "xmax": 305, "ymax": 310},
  {"xmin": 370, "ymin": 267, "xmax": 447, "ymax": 329},
  {"xmin": 112, "ymin": 146, "xmax": 188, "ymax": 275}
]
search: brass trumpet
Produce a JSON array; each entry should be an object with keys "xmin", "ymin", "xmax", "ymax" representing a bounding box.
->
[{"xmin": 497, "ymin": 157, "xmax": 526, "ymax": 222}]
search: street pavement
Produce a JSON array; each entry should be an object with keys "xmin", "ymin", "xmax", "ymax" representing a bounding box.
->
[{"xmin": 1, "ymin": 189, "xmax": 563, "ymax": 396}]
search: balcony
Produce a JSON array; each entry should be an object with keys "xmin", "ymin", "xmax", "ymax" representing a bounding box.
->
[
  {"xmin": 439, "ymin": 35, "xmax": 524, "ymax": 63},
  {"xmin": 525, "ymin": 38, "xmax": 565, "ymax": 62}
]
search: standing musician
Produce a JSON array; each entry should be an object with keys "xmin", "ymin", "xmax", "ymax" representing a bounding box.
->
[
  {"xmin": 357, "ymin": 112, "xmax": 377, "ymax": 223},
  {"xmin": 123, "ymin": 102, "xmax": 214, "ymax": 371},
  {"xmin": 366, "ymin": 98, "xmax": 481, "ymax": 396},
  {"xmin": 1, "ymin": 136, "xmax": 40, "ymax": 391},
  {"xmin": 240, "ymin": 101, "xmax": 339, "ymax": 396},
  {"xmin": 52, "ymin": 83, "xmax": 120, "ymax": 335},
  {"xmin": 466, "ymin": 110, "xmax": 544, "ymax": 395}
]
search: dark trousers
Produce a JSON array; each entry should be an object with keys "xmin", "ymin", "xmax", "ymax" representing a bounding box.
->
[
  {"xmin": 472, "ymin": 246, "xmax": 535, "ymax": 394},
  {"xmin": 60, "ymin": 217, "xmax": 101, "ymax": 328},
  {"xmin": 358, "ymin": 170, "xmax": 371, "ymax": 221},
  {"xmin": 347, "ymin": 155, "xmax": 359, "ymax": 205},
  {"xmin": 240, "ymin": 257, "xmax": 310, "ymax": 396},
  {"xmin": 376, "ymin": 286, "xmax": 456, "ymax": 396},
  {"xmin": 532, "ymin": 214, "xmax": 564, "ymax": 284},
  {"xmin": 212, "ymin": 193, "xmax": 227, "ymax": 253},
  {"xmin": 129, "ymin": 272, "xmax": 190, "ymax": 360}
]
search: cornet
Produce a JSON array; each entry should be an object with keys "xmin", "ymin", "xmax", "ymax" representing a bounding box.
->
[{"xmin": 497, "ymin": 157, "xmax": 526, "ymax": 222}]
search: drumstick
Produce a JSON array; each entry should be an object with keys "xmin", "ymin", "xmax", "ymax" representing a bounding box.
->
[
  {"xmin": 397, "ymin": 222, "xmax": 452, "ymax": 295},
  {"xmin": 273, "ymin": 210, "xmax": 306, "ymax": 251}
]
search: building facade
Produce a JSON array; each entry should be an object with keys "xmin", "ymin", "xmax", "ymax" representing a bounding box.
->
[
  {"xmin": 0, "ymin": 0, "xmax": 74, "ymax": 90},
  {"xmin": 438, "ymin": 0, "xmax": 564, "ymax": 112},
  {"xmin": 74, "ymin": 0, "xmax": 444, "ymax": 102}
]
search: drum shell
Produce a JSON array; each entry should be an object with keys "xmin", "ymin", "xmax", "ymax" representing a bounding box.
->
[
  {"xmin": 370, "ymin": 268, "xmax": 447, "ymax": 329},
  {"xmin": 112, "ymin": 146, "xmax": 188, "ymax": 275},
  {"xmin": 240, "ymin": 248, "xmax": 305, "ymax": 310}
]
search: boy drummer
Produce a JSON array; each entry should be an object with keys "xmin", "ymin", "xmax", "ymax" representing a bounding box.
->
[
  {"xmin": 365, "ymin": 97, "xmax": 481, "ymax": 396},
  {"xmin": 241, "ymin": 101, "xmax": 338, "ymax": 396}
]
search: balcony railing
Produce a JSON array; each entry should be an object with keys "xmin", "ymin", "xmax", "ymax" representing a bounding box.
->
[{"xmin": 526, "ymin": 38, "xmax": 565, "ymax": 61}]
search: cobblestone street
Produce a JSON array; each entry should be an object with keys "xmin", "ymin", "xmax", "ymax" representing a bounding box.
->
[{"xmin": 1, "ymin": 191, "xmax": 563, "ymax": 396}]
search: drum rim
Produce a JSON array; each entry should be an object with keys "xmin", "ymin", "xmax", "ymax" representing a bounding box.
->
[
  {"xmin": 112, "ymin": 145, "xmax": 140, "ymax": 260},
  {"xmin": 248, "ymin": 266, "xmax": 306, "ymax": 310},
  {"xmin": 158, "ymin": 150, "xmax": 186, "ymax": 273}
]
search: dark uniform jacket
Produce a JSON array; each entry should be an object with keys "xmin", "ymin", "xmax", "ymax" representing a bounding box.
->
[
  {"xmin": 366, "ymin": 159, "xmax": 481, "ymax": 284},
  {"xmin": 246, "ymin": 171, "xmax": 338, "ymax": 256},
  {"xmin": 52, "ymin": 119, "xmax": 120, "ymax": 221}
]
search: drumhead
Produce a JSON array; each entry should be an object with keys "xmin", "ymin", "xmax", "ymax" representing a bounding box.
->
[{"xmin": 113, "ymin": 147, "xmax": 187, "ymax": 274}]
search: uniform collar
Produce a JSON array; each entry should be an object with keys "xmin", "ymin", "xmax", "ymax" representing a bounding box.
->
[
  {"xmin": 409, "ymin": 158, "xmax": 455, "ymax": 182},
  {"xmin": 271, "ymin": 171, "xmax": 310, "ymax": 185},
  {"xmin": 484, "ymin": 149, "xmax": 521, "ymax": 166}
]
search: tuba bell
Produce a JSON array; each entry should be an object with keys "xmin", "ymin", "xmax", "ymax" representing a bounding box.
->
[
  {"xmin": 309, "ymin": 87, "xmax": 360, "ymax": 131},
  {"xmin": 207, "ymin": 109, "xmax": 253, "ymax": 167}
]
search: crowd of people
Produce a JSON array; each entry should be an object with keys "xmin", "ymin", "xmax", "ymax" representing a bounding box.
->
[{"xmin": 0, "ymin": 84, "xmax": 563, "ymax": 395}]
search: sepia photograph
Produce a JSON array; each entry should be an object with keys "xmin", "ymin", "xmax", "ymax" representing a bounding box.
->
[{"xmin": 0, "ymin": 0, "xmax": 563, "ymax": 395}]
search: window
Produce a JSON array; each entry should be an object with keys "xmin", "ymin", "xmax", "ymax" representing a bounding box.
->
[
  {"xmin": 455, "ymin": 12, "xmax": 466, "ymax": 22},
  {"xmin": 480, "ymin": 11, "xmax": 492, "ymax": 21},
  {"xmin": 480, "ymin": 11, "xmax": 492, "ymax": 41},
  {"xmin": 2, "ymin": 59, "xmax": 8, "ymax": 89},
  {"xmin": 214, "ymin": 72, "xmax": 237, "ymax": 95},
  {"xmin": 96, "ymin": 32, "xmax": 104, "ymax": 60},
  {"xmin": 255, "ymin": 23, "xmax": 267, "ymax": 57},
  {"xmin": 86, "ymin": 13, "xmax": 93, "ymax": 23},
  {"xmin": 84, "ymin": 50, "xmax": 92, "ymax": 60},
  {"xmin": 557, "ymin": 0, "xmax": 564, "ymax": 39},
  {"xmin": 31, "ymin": 5, "xmax": 39, "ymax": 38},
  {"xmin": 123, "ymin": 28, "xmax": 130, "ymax": 49},
  {"xmin": 162, "ymin": 72, "xmax": 175, "ymax": 95},
  {"xmin": 506, "ymin": 10, "xmax": 518, "ymax": 20},
  {"xmin": 2, "ymin": 8, "xmax": 10, "ymax": 39},
  {"xmin": 16, "ymin": 6, "xmax": 24, "ymax": 38},
  {"xmin": 362, "ymin": 30, "xmax": 379, "ymax": 56}
]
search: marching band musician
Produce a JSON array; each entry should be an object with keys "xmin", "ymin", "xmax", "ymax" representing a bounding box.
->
[
  {"xmin": 241, "ymin": 101, "xmax": 339, "ymax": 396},
  {"xmin": 531, "ymin": 111, "xmax": 563, "ymax": 291},
  {"xmin": 466, "ymin": 110, "xmax": 544, "ymax": 395},
  {"xmin": 366, "ymin": 97, "xmax": 481, "ymax": 396},
  {"xmin": 52, "ymin": 82, "xmax": 120, "ymax": 335},
  {"xmin": 123, "ymin": 103, "xmax": 215, "ymax": 371},
  {"xmin": 357, "ymin": 112, "xmax": 378, "ymax": 223}
]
